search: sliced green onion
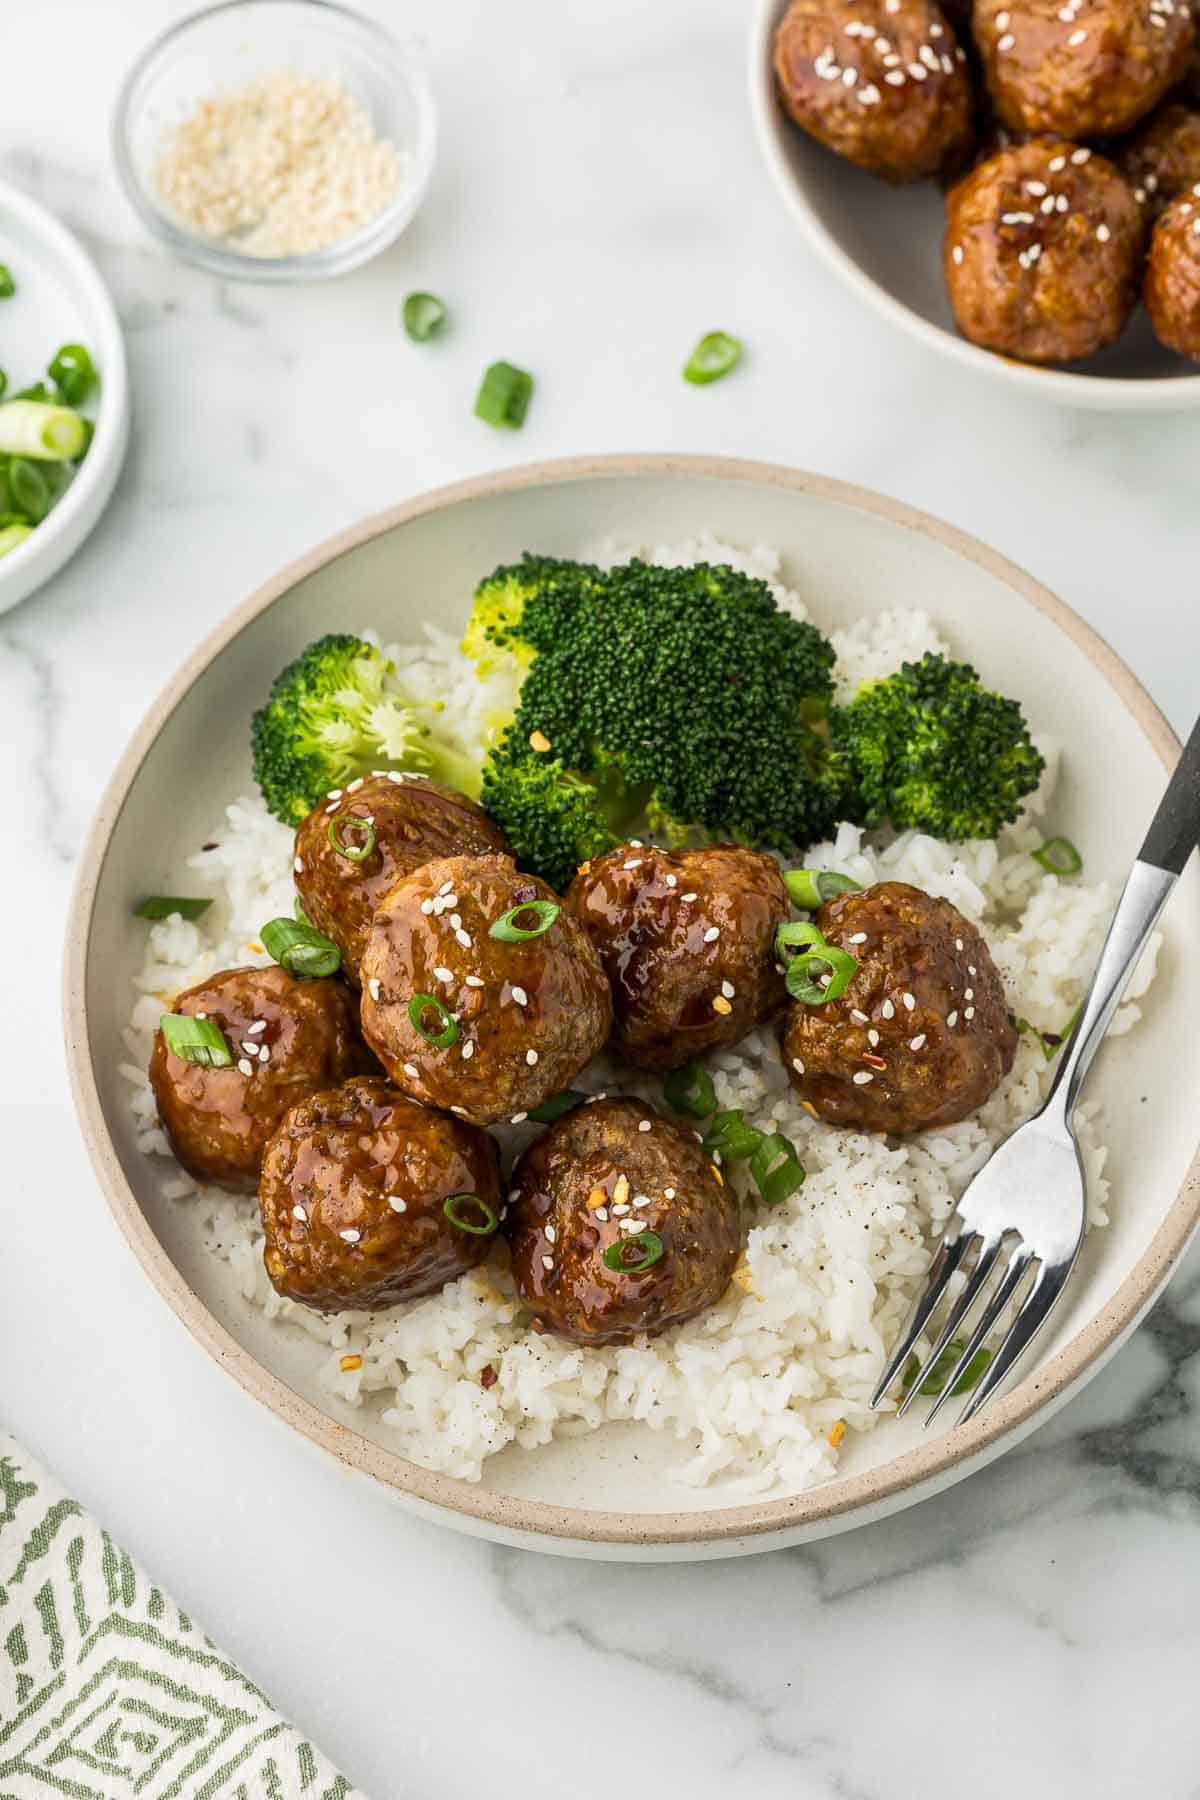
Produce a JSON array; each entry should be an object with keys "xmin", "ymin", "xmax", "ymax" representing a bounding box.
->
[
  {"xmin": 683, "ymin": 331, "xmax": 742, "ymax": 385},
  {"xmin": 785, "ymin": 946, "xmax": 858, "ymax": 1005},
  {"xmin": 475, "ymin": 360, "xmax": 534, "ymax": 429},
  {"xmin": 528, "ymin": 1089, "xmax": 586, "ymax": 1123},
  {"xmin": 294, "ymin": 897, "xmax": 310, "ymax": 923},
  {"xmin": 261, "ymin": 915, "xmax": 341, "ymax": 978},
  {"xmin": 133, "ymin": 895, "xmax": 213, "ymax": 921},
  {"xmin": 0, "ymin": 523, "xmax": 31, "ymax": 559},
  {"xmin": 751, "ymin": 1132, "xmax": 806, "ymax": 1206},
  {"xmin": 0, "ymin": 265, "xmax": 13, "ymax": 299},
  {"xmin": 326, "ymin": 813, "xmax": 377, "ymax": 862},
  {"xmin": 9, "ymin": 458, "xmax": 50, "ymax": 523},
  {"xmin": 489, "ymin": 899, "xmax": 560, "ymax": 941},
  {"xmin": 407, "ymin": 993, "xmax": 459, "ymax": 1048},
  {"xmin": 776, "ymin": 920, "xmax": 828, "ymax": 957},
  {"xmin": 0, "ymin": 400, "xmax": 87, "ymax": 461},
  {"xmin": 1016, "ymin": 1004, "xmax": 1080, "ymax": 1063},
  {"xmin": 784, "ymin": 869, "xmax": 863, "ymax": 909},
  {"xmin": 74, "ymin": 416, "xmax": 94, "ymax": 461},
  {"xmin": 903, "ymin": 1340, "xmax": 993, "ymax": 1396},
  {"xmin": 160, "ymin": 1012, "xmax": 233, "ymax": 1068},
  {"xmin": 47, "ymin": 343, "xmax": 96, "ymax": 408},
  {"xmin": 602, "ymin": 1230, "xmax": 664, "ymax": 1273},
  {"xmin": 0, "ymin": 371, "xmax": 7, "ymax": 400},
  {"xmin": 11, "ymin": 382, "xmax": 54, "ymax": 404},
  {"xmin": 443, "ymin": 1193, "xmax": 499, "ymax": 1235},
  {"xmin": 663, "ymin": 1061, "xmax": 718, "ymax": 1118},
  {"xmin": 703, "ymin": 1110, "xmax": 764, "ymax": 1163},
  {"xmin": 403, "ymin": 292, "xmax": 448, "ymax": 342},
  {"xmin": 1032, "ymin": 836, "xmax": 1082, "ymax": 877}
]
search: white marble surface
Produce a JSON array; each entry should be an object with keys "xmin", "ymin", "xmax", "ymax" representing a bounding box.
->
[{"xmin": 3, "ymin": 2, "xmax": 1200, "ymax": 1794}]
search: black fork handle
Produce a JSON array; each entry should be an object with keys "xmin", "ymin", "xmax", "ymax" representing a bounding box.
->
[{"xmin": 1140, "ymin": 709, "xmax": 1200, "ymax": 876}]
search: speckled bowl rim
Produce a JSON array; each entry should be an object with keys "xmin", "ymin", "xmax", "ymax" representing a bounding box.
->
[
  {"xmin": 63, "ymin": 454, "xmax": 1198, "ymax": 1548},
  {"xmin": 747, "ymin": 0, "xmax": 1200, "ymax": 413}
]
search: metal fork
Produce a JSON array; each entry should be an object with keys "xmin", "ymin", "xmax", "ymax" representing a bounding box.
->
[{"xmin": 870, "ymin": 708, "xmax": 1200, "ymax": 1429}]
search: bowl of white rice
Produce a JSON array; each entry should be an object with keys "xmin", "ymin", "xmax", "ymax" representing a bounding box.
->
[{"xmin": 64, "ymin": 454, "xmax": 1200, "ymax": 1560}]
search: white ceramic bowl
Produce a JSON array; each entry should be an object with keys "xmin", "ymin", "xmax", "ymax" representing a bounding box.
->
[
  {"xmin": 0, "ymin": 182, "xmax": 129, "ymax": 616},
  {"xmin": 113, "ymin": 0, "xmax": 437, "ymax": 283},
  {"xmin": 748, "ymin": 0, "xmax": 1200, "ymax": 411},
  {"xmin": 64, "ymin": 456, "xmax": 1200, "ymax": 1559}
]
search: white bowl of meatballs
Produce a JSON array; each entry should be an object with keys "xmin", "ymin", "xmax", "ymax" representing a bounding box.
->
[
  {"xmin": 65, "ymin": 455, "xmax": 1200, "ymax": 1558},
  {"xmin": 750, "ymin": 0, "xmax": 1200, "ymax": 405}
]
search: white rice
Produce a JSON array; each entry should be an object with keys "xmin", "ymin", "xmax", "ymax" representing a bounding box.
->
[{"xmin": 120, "ymin": 542, "xmax": 1160, "ymax": 1495}]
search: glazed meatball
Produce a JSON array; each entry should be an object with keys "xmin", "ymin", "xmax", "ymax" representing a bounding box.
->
[
  {"xmin": 293, "ymin": 773, "xmax": 510, "ymax": 986},
  {"xmin": 781, "ymin": 881, "xmax": 1017, "ymax": 1133},
  {"xmin": 506, "ymin": 1098, "xmax": 742, "ymax": 1346},
  {"xmin": 973, "ymin": 0, "xmax": 1194, "ymax": 138},
  {"xmin": 258, "ymin": 1077, "xmax": 503, "ymax": 1311},
  {"xmin": 1145, "ymin": 183, "xmax": 1200, "ymax": 353},
  {"xmin": 359, "ymin": 854, "xmax": 612, "ymax": 1127},
  {"xmin": 566, "ymin": 843, "xmax": 789, "ymax": 1071},
  {"xmin": 1118, "ymin": 100, "xmax": 1200, "ymax": 218},
  {"xmin": 773, "ymin": 0, "xmax": 974, "ymax": 182},
  {"xmin": 149, "ymin": 964, "xmax": 372, "ymax": 1190},
  {"xmin": 944, "ymin": 139, "xmax": 1142, "ymax": 361}
]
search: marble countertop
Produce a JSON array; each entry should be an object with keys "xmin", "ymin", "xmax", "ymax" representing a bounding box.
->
[{"xmin": 3, "ymin": 2, "xmax": 1200, "ymax": 1794}]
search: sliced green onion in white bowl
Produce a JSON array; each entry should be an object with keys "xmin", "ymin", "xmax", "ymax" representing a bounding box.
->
[{"xmin": 0, "ymin": 399, "xmax": 87, "ymax": 460}]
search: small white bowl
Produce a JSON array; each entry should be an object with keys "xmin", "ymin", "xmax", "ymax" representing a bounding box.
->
[
  {"xmin": 0, "ymin": 182, "xmax": 129, "ymax": 617},
  {"xmin": 748, "ymin": 0, "xmax": 1200, "ymax": 411},
  {"xmin": 113, "ymin": 0, "xmax": 437, "ymax": 283}
]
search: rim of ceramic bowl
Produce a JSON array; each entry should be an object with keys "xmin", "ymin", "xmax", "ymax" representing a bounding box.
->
[
  {"xmin": 111, "ymin": 0, "xmax": 437, "ymax": 284},
  {"xmin": 747, "ymin": 0, "xmax": 1200, "ymax": 413},
  {"xmin": 0, "ymin": 181, "xmax": 130, "ymax": 602},
  {"xmin": 63, "ymin": 453, "xmax": 1200, "ymax": 1547}
]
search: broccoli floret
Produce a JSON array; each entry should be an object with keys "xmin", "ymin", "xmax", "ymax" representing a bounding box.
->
[
  {"xmin": 479, "ymin": 742, "xmax": 621, "ymax": 891},
  {"xmin": 834, "ymin": 653, "xmax": 1044, "ymax": 839},
  {"xmin": 471, "ymin": 557, "xmax": 845, "ymax": 885},
  {"xmin": 251, "ymin": 633, "xmax": 481, "ymax": 826},
  {"xmin": 460, "ymin": 554, "xmax": 605, "ymax": 679}
]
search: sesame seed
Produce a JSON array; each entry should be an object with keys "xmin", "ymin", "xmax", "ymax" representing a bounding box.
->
[
  {"xmin": 955, "ymin": 938, "xmax": 964, "ymax": 950},
  {"xmin": 997, "ymin": 31, "xmax": 1015, "ymax": 47},
  {"xmin": 1055, "ymin": 194, "xmax": 1069, "ymax": 213},
  {"xmin": 721, "ymin": 980, "xmax": 736, "ymax": 999},
  {"xmin": 910, "ymin": 1034, "xmax": 927, "ymax": 1051},
  {"xmin": 630, "ymin": 839, "xmax": 643, "ymax": 847},
  {"xmin": 902, "ymin": 992, "xmax": 915, "ymax": 1011},
  {"xmin": 875, "ymin": 33, "xmax": 892, "ymax": 48},
  {"xmin": 542, "ymin": 1254, "xmax": 554, "ymax": 1270},
  {"xmin": 464, "ymin": 975, "xmax": 485, "ymax": 988},
  {"xmin": 449, "ymin": 913, "xmax": 462, "ymax": 931},
  {"xmin": 947, "ymin": 1010, "xmax": 959, "ymax": 1027},
  {"xmin": 545, "ymin": 1225, "xmax": 556, "ymax": 1244},
  {"xmin": 619, "ymin": 1216, "xmax": 644, "ymax": 1233},
  {"xmin": 703, "ymin": 926, "xmax": 721, "ymax": 942},
  {"xmin": 511, "ymin": 1112, "xmax": 528, "ymax": 1124},
  {"xmin": 346, "ymin": 778, "xmax": 364, "ymax": 792},
  {"xmin": 681, "ymin": 892, "xmax": 698, "ymax": 902},
  {"xmin": 612, "ymin": 1203, "xmax": 631, "ymax": 1217},
  {"xmin": 847, "ymin": 932, "xmax": 868, "ymax": 944},
  {"xmin": 881, "ymin": 1000, "xmax": 895, "ymax": 1019},
  {"xmin": 1071, "ymin": 147, "xmax": 1091, "ymax": 164},
  {"xmin": 420, "ymin": 898, "xmax": 434, "ymax": 915},
  {"xmin": 1041, "ymin": 196, "xmax": 1057, "ymax": 215},
  {"xmin": 1048, "ymin": 154, "xmax": 1067, "ymax": 172},
  {"xmin": 965, "ymin": 988, "xmax": 975, "ymax": 1001},
  {"xmin": 1001, "ymin": 211, "xmax": 1036, "ymax": 225},
  {"xmin": 456, "ymin": 930, "xmax": 472, "ymax": 950},
  {"xmin": 526, "ymin": 1049, "xmax": 539, "ymax": 1066},
  {"xmin": 368, "ymin": 977, "xmax": 381, "ymax": 1002},
  {"xmin": 403, "ymin": 1061, "xmax": 419, "ymax": 1078},
  {"xmin": 884, "ymin": 68, "xmax": 907, "ymax": 82},
  {"xmin": 259, "ymin": 1045, "xmax": 270, "ymax": 1063},
  {"xmin": 852, "ymin": 1071, "xmax": 874, "ymax": 1085},
  {"xmin": 842, "ymin": 65, "xmax": 858, "ymax": 84},
  {"xmin": 433, "ymin": 966, "xmax": 454, "ymax": 983},
  {"xmin": 665, "ymin": 873, "xmax": 678, "ymax": 888},
  {"xmin": 293, "ymin": 856, "xmax": 304, "ymax": 873},
  {"xmin": 793, "ymin": 1056, "xmax": 806, "ymax": 1074},
  {"xmin": 248, "ymin": 1020, "xmax": 267, "ymax": 1035},
  {"xmin": 1067, "ymin": 25, "xmax": 1087, "ymax": 40},
  {"xmin": 968, "ymin": 964, "xmax": 977, "ymax": 976},
  {"xmin": 868, "ymin": 1029, "xmax": 880, "ymax": 1046},
  {"xmin": 850, "ymin": 1009, "xmax": 869, "ymax": 1024},
  {"xmin": 293, "ymin": 1205, "xmax": 308, "ymax": 1222},
  {"xmin": 665, "ymin": 1187, "xmax": 676, "ymax": 1200},
  {"xmin": 462, "ymin": 1042, "xmax": 475, "ymax": 1061},
  {"xmin": 511, "ymin": 986, "xmax": 529, "ymax": 1008},
  {"xmin": 340, "ymin": 1229, "xmax": 361, "ymax": 1243},
  {"xmin": 907, "ymin": 61, "xmax": 927, "ymax": 77},
  {"xmin": 965, "ymin": 1006, "xmax": 976, "ymax": 1020},
  {"xmin": 858, "ymin": 83, "xmax": 881, "ymax": 103},
  {"xmin": 1025, "ymin": 180, "xmax": 1047, "ymax": 197},
  {"xmin": 595, "ymin": 1207, "xmax": 609, "ymax": 1222},
  {"xmin": 995, "ymin": 7, "xmax": 1009, "ymax": 21},
  {"xmin": 327, "ymin": 788, "xmax": 343, "ymax": 800},
  {"xmin": 637, "ymin": 1119, "xmax": 653, "ymax": 1133},
  {"xmin": 623, "ymin": 858, "xmax": 643, "ymax": 870},
  {"xmin": 920, "ymin": 43, "xmax": 939, "ymax": 66},
  {"xmin": 389, "ymin": 1196, "xmax": 407, "ymax": 1213},
  {"xmin": 237, "ymin": 1057, "xmax": 254, "ymax": 1077},
  {"xmin": 240, "ymin": 1040, "xmax": 259, "ymax": 1055}
]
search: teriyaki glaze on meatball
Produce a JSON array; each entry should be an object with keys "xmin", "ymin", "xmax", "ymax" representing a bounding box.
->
[
  {"xmin": 506, "ymin": 1097, "xmax": 742, "ymax": 1346},
  {"xmin": 258, "ymin": 1076, "xmax": 503, "ymax": 1311},
  {"xmin": 1145, "ymin": 182, "xmax": 1200, "ymax": 355},
  {"xmin": 149, "ymin": 963, "xmax": 372, "ymax": 1190},
  {"xmin": 781, "ymin": 880, "xmax": 1017, "ymax": 1132},
  {"xmin": 566, "ymin": 842, "xmax": 790, "ymax": 1071}
]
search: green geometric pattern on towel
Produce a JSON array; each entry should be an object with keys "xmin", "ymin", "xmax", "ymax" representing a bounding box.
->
[{"xmin": 0, "ymin": 1436, "xmax": 366, "ymax": 1800}]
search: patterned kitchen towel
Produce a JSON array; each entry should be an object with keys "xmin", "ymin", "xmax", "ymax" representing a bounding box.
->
[{"xmin": 0, "ymin": 1432, "xmax": 366, "ymax": 1799}]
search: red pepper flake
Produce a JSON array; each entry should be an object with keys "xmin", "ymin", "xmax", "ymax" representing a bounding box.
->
[
  {"xmin": 480, "ymin": 1364, "xmax": 498, "ymax": 1389},
  {"xmin": 339, "ymin": 1354, "xmax": 363, "ymax": 1373},
  {"xmin": 861, "ymin": 1053, "xmax": 888, "ymax": 1071}
]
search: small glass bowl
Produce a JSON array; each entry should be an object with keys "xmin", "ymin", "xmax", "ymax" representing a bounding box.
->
[{"xmin": 113, "ymin": 0, "xmax": 437, "ymax": 283}]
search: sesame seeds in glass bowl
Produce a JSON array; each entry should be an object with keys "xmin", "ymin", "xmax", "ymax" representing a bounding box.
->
[
  {"xmin": 748, "ymin": 0, "xmax": 1200, "ymax": 409},
  {"xmin": 113, "ymin": 0, "xmax": 437, "ymax": 284}
]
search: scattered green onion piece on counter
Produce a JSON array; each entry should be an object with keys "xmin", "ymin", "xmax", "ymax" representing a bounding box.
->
[
  {"xmin": 489, "ymin": 899, "xmax": 560, "ymax": 941},
  {"xmin": 0, "ymin": 523, "xmax": 31, "ymax": 559},
  {"xmin": 443, "ymin": 1193, "xmax": 500, "ymax": 1235},
  {"xmin": 602, "ymin": 1230, "xmax": 664, "ymax": 1274},
  {"xmin": 1032, "ymin": 836, "xmax": 1082, "ymax": 877},
  {"xmin": 160, "ymin": 1012, "xmax": 233, "ymax": 1068},
  {"xmin": 133, "ymin": 895, "xmax": 213, "ymax": 921},
  {"xmin": 261, "ymin": 915, "xmax": 341, "ymax": 978},
  {"xmin": 407, "ymin": 993, "xmax": 459, "ymax": 1048},
  {"xmin": 0, "ymin": 400, "xmax": 87, "ymax": 461},
  {"xmin": 326, "ymin": 813, "xmax": 377, "ymax": 862},
  {"xmin": 683, "ymin": 331, "xmax": 742, "ymax": 385},
  {"xmin": 47, "ymin": 343, "xmax": 96, "ymax": 408},
  {"xmin": 784, "ymin": 868, "xmax": 863, "ymax": 910},
  {"xmin": 663, "ymin": 1060, "xmax": 718, "ymax": 1119},
  {"xmin": 475, "ymin": 360, "xmax": 534, "ymax": 429},
  {"xmin": 9, "ymin": 458, "xmax": 50, "ymax": 523},
  {"xmin": 902, "ymin": 1340, "xmax": 993, "ymax": 1396},
  {"xmin": 703, "ymin": 1110, "xmax": 764, "ymax": 1163},
  {"xmin": 0, "ymin": 265, "xmax": 13, "ymax": 299},
  {"xmin": 751, "ymin": 1132, "xmax": 806, "ymax": 1206},
  {"xmin": 403, "ymin": 292, "xmax": 448, "ymax": 342},
  {"xmin": 527, "ymin": 1089, "xmax": 587, "ymax": 1123}
]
